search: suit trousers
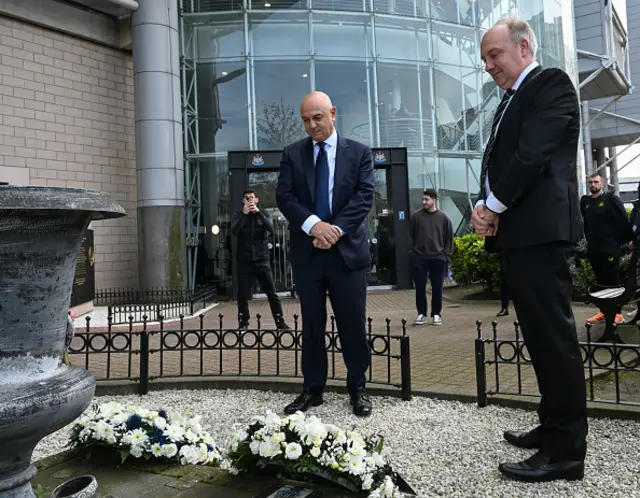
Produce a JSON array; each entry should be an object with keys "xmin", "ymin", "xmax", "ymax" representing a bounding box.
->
[
  {"xmin": 236, "ymin": 261, "xmax": 284, "ymax": 325},
  {"xmin": 292, "ymin": 247, "xmax": 370, "ymax": 395},
  {"xmin": 588, "ymin": 251, "xmax": 621, "ymax": 314},
  {"xmin": 501, "ymin": 242, "xmax": 588, "ymax": 462}
]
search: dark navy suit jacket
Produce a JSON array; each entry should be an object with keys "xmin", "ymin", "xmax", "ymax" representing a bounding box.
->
[{"xmin": 276, "ymin": 135, "xmax": 375, "ymax": 271}]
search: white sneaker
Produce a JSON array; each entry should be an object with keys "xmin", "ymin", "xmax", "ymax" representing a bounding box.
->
[
  {"xmin": 414, "ymin": 314, "xmax": 426, "ymax": 325},
  {"xmin": 432, "ymin": 315, "xmax": 442, "ymax": 325}
]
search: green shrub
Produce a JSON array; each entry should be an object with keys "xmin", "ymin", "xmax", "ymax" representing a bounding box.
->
[{"xmin": 450, "ymin": 234, "xmax": 500, "ymax": 292}]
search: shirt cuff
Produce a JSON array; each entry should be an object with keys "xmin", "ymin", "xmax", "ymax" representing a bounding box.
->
[
  {"xmin": 475, "ymin": 199, "xmax": 486, "ymax": 208},
  {"xmin": 302, "ymin": 215, "xmax": 321, "ymax": 235},
  {"xmin": 486, "ymin": 193, "xmax": 507, "ymax": 214},
  {"xmin": 333, "ymin": 225, "xmax": 344, "ymax": 237}
]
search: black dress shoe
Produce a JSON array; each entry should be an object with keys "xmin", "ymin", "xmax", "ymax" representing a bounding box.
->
[
  {"xmin": 504, "ymin": 427, "xmax": 542, "ymax": 449},
  {"xmin": 497, "ymin": 308, "xmax": 509, "ymax": 317},
  {"xmin": 498, "ymin": 451, "xmax": 584, "ymax": 482},
  {"xmin": 350, "ymin": 392, "xmax": 373, "ymax": 417},
  {"xmin": 277, "ymin": 320, "xmax": 291, "ymax": 330},
  {"xmin": 284, "ymin": 392, "xmax": 323, "ymax": 414}
]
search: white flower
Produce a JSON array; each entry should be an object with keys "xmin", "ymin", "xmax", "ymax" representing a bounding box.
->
[
  {"xmin": 285, "ymin": 442, "xmax": 303, "ymax": 460},
  {"xmin": 163, "ymin": 443, "xmax": 178, "ymax": 458},
  {"xmin": 371, "ymin": 452, "xmax": 385, "ymax": 467},
  {"xmin": 164, "ymin": 424, "xmax": 185, "ymax": 443},
  {"xmin": 130, "ymin": 445, "xmax": 144, "ymax": 458},
  {"xmin": 154, "ymin": 417, "xmax": 167, "ymax": 430},
  {"xmin": 382, "ymin": 476, "xmax": 397, "ymax": 497},
  {"xmin": 111, "ymin": 413, "xmax": 127, "ymax": 425},
  {"xmin": 129, "ymin": 428, "xmax": 148, "ymax": 446},
  {"xmin": 271, "ymin": 432, "xmax": 285, "ymax": 444},
  {"xmin": 348, "ymin": 457, "xmax": 365, "ymax": 475},
  {"xmin": 185, "ymin": 429, "xmax": 199, "ymax": 443},
  {"xmin": 362, "ymin": 474, "xmax": 374, "ymax": 491},
  {"xmin": 259, "ymin": 440, "xmax": 281, "ymax": 458},
  {"xmin": 249, "ymin": 439, "xmax": 261, "ymax": 455},
  {"xmin": 151, "ymin": 443, "xmax": 163, "ymax": 457},
  {"xmin": 310, "ymin": 447, "xmax": 321, "ymax": 458},
  {"xmin": 94, "ymin": 421, "xmax": 113, "ymax": 441}
]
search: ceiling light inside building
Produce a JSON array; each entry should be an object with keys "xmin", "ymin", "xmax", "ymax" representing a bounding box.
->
[
  {"xmin": 265, "ymin": 2, "xmax": 271, "ymax": 6},
  {"xmin": 211, "ymin": 225, "xmax": 220, "ymax": 235},
  {"xmin": 221, "ymin": 71, "xmax": 228, "ymax": 76},
  {"xmin": 302, "ymin": 74, "xmax": 308, "ymax": 78}
]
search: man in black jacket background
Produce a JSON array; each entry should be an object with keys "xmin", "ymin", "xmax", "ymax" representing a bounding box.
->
[
  {"xmin": 231, "ymin": 190, "xmax": 290, "ymax": 330},
  {"xmin": 580, "ymin": 172, "xmax": 634, "ymax": 325}
]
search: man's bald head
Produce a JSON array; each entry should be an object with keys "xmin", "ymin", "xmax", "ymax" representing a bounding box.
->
[{"xmin": 300, "ymin": 91, "xmax": 336, "ymax": 142}]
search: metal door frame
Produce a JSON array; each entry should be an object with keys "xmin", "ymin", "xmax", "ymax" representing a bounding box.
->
[{"xmin": 228, "ymin": 147, "xmax": 411, "ymax": 300}]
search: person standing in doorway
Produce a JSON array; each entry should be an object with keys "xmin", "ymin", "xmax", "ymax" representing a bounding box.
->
[
  {"xmin": 580, "ymin": 172, "xmax": 634, "ymax": 325},
  {"xmin": 231, "ymin": 190, "xmax": 290, "ymax": 331},
  {"xmin": 276, "ymin": 91, "xmax": 374, "ymax": 417},
  {"xmin": 410, "ymin": 188, "xmax": 453, "ymax": 326}
]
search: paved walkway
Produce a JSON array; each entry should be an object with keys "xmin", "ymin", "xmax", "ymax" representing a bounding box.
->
[{"xmin": 68, "ymin": 288, "xmax": 637, "ymax": 399}]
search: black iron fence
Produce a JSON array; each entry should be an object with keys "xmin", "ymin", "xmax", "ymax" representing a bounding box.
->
[
  {"xmin": 95, "ymin": 286, "xmax": 216, "ymax": 307},
  {"xmin": 475, "ymin": 320, "xmax": 640, "ymax": 408},
  {"xmin": 68, "ymin": 314, "xmax": 412, "ymax": 400},
  {"xmin": 102, "ymin": 287, "xmax": 217, "ymax": 324}
]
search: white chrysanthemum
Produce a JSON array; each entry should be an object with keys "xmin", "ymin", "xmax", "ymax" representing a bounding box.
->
[
  {"xmin": 130, "ymin": 428, "xmax": 148, "ymax": 446},
  {"xmin": 185, "ymin": 429, "xmax": 199, "ymax": 443},
  {"xmin": 382, "ymin": 476, "xmax": 397, "ymax": 497},
  {"xmin": 130, "ymin": 445, "xmax": 144, "ymax": 458},
  {"xmin": 249, "ymin": 439, "xmax": 261, "ymax": 455},
  {"xmin": 303, "ymin": 419, "xmax": 327, "ymax": 445},
  {"xmin": 271, "ymin": 432, "xmax": 285, "ymax": 444},
  {"xmin": 151, "ymin": 443, "xmax": 163, "ymax": 457},
  {"xmin": 163, "ymin": 443, "xmax": 178, "ymax": 458},
  {"xmin": 78, "ymin": 427, "xmax": 92, "ymax": 443},
  {"xmin": 111, "ymin": 413, "xmax": 127, "ymax": 425},
  {"xmin": 310, "ymin": 447, "xmax": 321, "ymax": 458},
  {"xmin": 362, "ymin": 474, "xmax": 374, "ymax": 491},
  {"xmin": 94, "ymin": 421, "xmax": 113, "ymax": 441},
  {"xmin": 285, "ymin": 442, "xmax": 303, "ymax": 460},
  {"xmin": 154, "ymin": 417, "xmax": 167, "ymax": 430},
  {"xmin": 164, "ymin": 424, "xmax": 185, "ymax": 442},
  {"xmin": 348, "ymin": 457, "xmax": 365, "ymax": 475},
  {"xmin": 348, "ymin": 440, "xmax": 366, "ymax": 457}
]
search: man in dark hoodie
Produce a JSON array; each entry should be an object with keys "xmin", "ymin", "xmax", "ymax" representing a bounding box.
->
[{"xmin": 629, "ymin": 182, "xmax": 640, "ymax": 249}]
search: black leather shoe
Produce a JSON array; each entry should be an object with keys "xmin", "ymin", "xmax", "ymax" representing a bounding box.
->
[
  {"xmin": 277, "ymin": 320, "xmax": 291, "ymax": 330},
  {"xmin": 284, "ymin": 392, "xmax": 323, "ymax": 414},
  {"xmin": 497, "ymin": 308, "xmax": 509, "ymax": 317},
  {"xmin": 504, "ymin": 427, "xmax": 542, "ymax": 449},
  {"xmin": 350, "ymin": 392, "xmax": 373, "ymax": 417},
  {"xmin": 238, "ymin": 321, "xmax": 249, "ymax": 331},
  {"xmin": 498, "ymin": 452, "xmax": 584, "ymax": 482}
]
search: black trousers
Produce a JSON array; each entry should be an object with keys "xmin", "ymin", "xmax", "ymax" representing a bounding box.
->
[
  {"xmin": 502, "ymin": 243, "xmax": 587, "ymax": 461},
  {"xmin": 588, "ymin": 251, "xmax": 621, "ymax": 314},
  {"xmin": 292, "ymin": 248, "xmax": 370, "ymax": 395},
  {"xmin": 499, "ymin": 264, "xmax": 509, "ymax": 309},
  {"xmin": 236, "ymin": 261, "xmax": 284, "ymax": 324}
]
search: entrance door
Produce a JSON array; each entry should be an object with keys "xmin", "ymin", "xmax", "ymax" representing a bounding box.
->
[{"xmin": 228, "ymin": 148, "xmax": 411, "ymax": 299}]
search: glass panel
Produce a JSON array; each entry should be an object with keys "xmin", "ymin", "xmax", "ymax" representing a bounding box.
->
[
  {"xmin": 313, "ymin": 12, "xmax": 373, "ymax": 59},
  {"xmin": 407, "ymin": 153, "xmax": 436, "ymax": 211},
  {"xmin": 373, "ymin": 0, "xmax": 428, "ymax": 17},
  {"xmin": 184, "ymin": 0, "xmax": 244, "ymax": 13},
  {"xmin": 196, "ymin": 60, "xmax": 249, "ymax": 152},
  {"xmin": 431, "ymin": 0, "xmax": 477, "ymax": 25},
  {"xmin": 253, "ymin": 60, "xmax": 311, "ymax": 148},
  {"xmin": 366, "ymin": 168, "xmax": 395, "ymax": 286},
  {"xmin": 249, "ymin": 13, "xmax": 309, "ymax": 57},
  {"xmin": 433, "ymin": 63, "xmax": 464, "ymax": 151},
  {"xmin": 477, "ymin": 0, "xmax": 517, "ymax": 29},
  {"xmin": 195, "ymin": 18, "xmax": 245, "ymax": 61},
  {"xmin": 376, "ymin": 62, "xmax": 423, "ymax": 149},
  {"xmin": 419, "ymin": 64, "xmax": 434, "ymax": 150},
  {"xmin": 250, "ymin": 0, "xmax": 307, "ymax": 8},
  {"xmin": 199, "ymin": 156, "xmax": 232, "ymax": 294},
  {"xmin": 311, "ymin": 0, "xmax": 367, "ymax": 12},
  {"xmin": 374, "ymin": 16, "xmax": 429, "ymax": 61},
  {"xmin": 438, "ymin": 156, "xmax": 473, "ymax": 231},
  {"xmin": 461, "ymin": 67, "xmax": 482, "ymax": 151},
  {"xmin": 432, "ymin": 21, "xmax": 479, "ymax": 68},
  {"xmin": 315, "ymin": 60, "xmax": 374, "ymax": 146}
]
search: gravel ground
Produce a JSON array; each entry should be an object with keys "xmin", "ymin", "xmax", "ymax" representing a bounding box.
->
[{"xmin": 34, "ymin": 390, "xmax": 640, "ymax": 498}]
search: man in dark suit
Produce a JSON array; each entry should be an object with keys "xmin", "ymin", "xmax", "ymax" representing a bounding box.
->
[
  {"xmin": 276, "ymin": 91, "xmax": 374, "ymax": 417},
  {"xmin": 472, "ymin": 19, "xmax": 587, "ymax": 482}
]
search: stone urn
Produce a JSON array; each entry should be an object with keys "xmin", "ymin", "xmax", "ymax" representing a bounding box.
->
[
  {"xmin": 0, "ymin": 186, "xmax": 124, "ymax": 498},
  {"xmin": 50, "ymin": 475, "xmax": 99, "ymax": 498}
]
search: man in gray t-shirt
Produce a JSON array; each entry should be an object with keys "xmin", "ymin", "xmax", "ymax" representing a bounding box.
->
[{"xmin": 409, "ymin": 188, "xmax": 453, "ymax": 325}]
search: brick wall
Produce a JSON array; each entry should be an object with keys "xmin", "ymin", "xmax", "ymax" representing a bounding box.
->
[{"xmin": 0, "ymin": 15, "xmax": 138, "ymax": 290}]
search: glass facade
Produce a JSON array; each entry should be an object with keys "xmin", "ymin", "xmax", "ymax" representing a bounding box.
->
[{"xmin": 181, "ymin": 0, "xmax": 578, "ymax": 288}]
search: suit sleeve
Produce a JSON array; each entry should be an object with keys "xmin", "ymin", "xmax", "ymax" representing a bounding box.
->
[
  {"xmin": 331, "ymin": 146, "xmax": 375, "ymax": 237},
  {"xmin": 490, "ymin": 70, "xmax": 579, "ymax": 209},
  {"xmin": 276, "ymin": 145, "xmax": 315, "ymax": 231}
]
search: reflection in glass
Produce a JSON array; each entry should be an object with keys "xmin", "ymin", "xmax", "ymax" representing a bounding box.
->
[
  {"xmin": 375, "ymin": 17, "xmax": 429, "ymax": 61},
  {"xmin": 432, "ymin": 0, "xmax": 477, "ymax": 25},
  {"xmin": 365, "ymin": 168, "xmax": 395, "ymax": 286},
  {"xmin": 407, "ymin": 154, "xmax": 436, "ymax": 211},
  {"xmin": 316, "ymin": 61, "xmax": 373, "ymax": 146},
  {"xmin": 434, "ymin": 64, "xmax": 464, "ymax": 151},
  {"xmin": 195, "ymin": 19, "xmax": 245, "ymax": 60},
  {"xmin": 253, "ymin": 61, "xmax": 311, "ymax": 148},
  {"xmin": 196, "ymin": 60, "xmax": 249, "ymax": 152},
  {"xmin": 185, "ymin": 0, "xmax": 244, "ymax": 13},
  {"xmin": 311, "ymin": 0, "xmax": 366, "ymax": 12},
  {"xmin": 432, "ymin": 22, "xmax": 479, "ymax": 68},
  {"xmin": 313, "ymin": 12, "xmax": 373, "ymax": 59},
  {"xmin": 373, "ymin": 0, "xmax": 429, "ymax": 17},
  {"xmin": 249, "ymin": 13, "xmax": 309, "ymax": 57}
]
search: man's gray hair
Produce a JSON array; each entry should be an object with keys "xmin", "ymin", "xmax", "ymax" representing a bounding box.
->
[{"xmin": 495, "ymin": 18, "xmax": 538, "ymax": 59}]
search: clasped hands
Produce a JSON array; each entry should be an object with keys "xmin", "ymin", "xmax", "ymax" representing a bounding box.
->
[
  {"xmin": 471, "ymin": 205, "xmax": 499, "ymax": 237},
  {"xmin": 311, "ymin": 221, "xmax": 341, "ymax": 250}
]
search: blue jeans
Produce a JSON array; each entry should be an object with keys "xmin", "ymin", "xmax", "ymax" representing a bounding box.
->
[{"xmin": 411, "ymin": 255, "xmax": 446, "ymax": 317}]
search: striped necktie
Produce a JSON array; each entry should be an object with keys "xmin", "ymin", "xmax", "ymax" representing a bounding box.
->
[{"xmin": 480, "ymin": 88, "xmax": 515, "ymax": 184}]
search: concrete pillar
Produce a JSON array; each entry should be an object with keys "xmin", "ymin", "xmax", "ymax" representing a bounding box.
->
[
  {"xmin": 132, "ymin": 0, "xmax": 186, "ymax": 290},
  {"xmin": 608, "ymin": 146, "xmax": 620, "ymax": 195},
  {"xmin": 582, "ymin": 101, "xmax": 594, "ymax": 176},
  {"xmin": 595, "ymin": 148, "xmax": 609, "ymax": 190}
]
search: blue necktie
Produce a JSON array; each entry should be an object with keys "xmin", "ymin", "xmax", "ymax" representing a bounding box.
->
[{"xmin": 315, "ymin": 141, "xmax": 331, "ymax": 221}]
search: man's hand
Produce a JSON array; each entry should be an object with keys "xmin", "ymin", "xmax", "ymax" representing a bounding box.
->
[
  {"xmin": 242, "ymin": 203, "xmax": 250, "ymax": 214},
  {"xmin": 471, "ymin": 205, "xmax": 499, "ymax": 237},
  {"xmin": 310, "ymin": 221, "xmax": 341, "ymax": 247},
  {"xmin": 312, "ymin": 237, "xmax": 332, "ymax": 250},
  {"xmin": 249, "ymin": 202, "xmax": 259, "ymax": 213}
]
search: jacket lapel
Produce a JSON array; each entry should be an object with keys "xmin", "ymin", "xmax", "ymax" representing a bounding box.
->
[
  {"xmin": 496, "ymin": 66, "xmax": 543, "ymax": 139},
  {"xmin": 333, "ymin": 136, "xmax": 349, "ymax": 213},
  {"xmin": 303, "ymin": 138, "xmax": 315, "ymax": 202}
]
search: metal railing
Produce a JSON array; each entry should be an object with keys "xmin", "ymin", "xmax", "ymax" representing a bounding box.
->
[
  {"xmin": 68, "ymin": 314, "xmax": 412, "ymax": 399},
  {"xmin": 475, "ymin": 321, "xmax": 640, "ymax": 408}
]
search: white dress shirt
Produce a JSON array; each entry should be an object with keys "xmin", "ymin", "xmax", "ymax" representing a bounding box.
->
[
  {"xmin": 301, "ymin": 129, "xmax": 343, "ymax": 235},
  {"xmin": 478, "ymin": 61, "xmax": 539, "ymax": 213}
]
